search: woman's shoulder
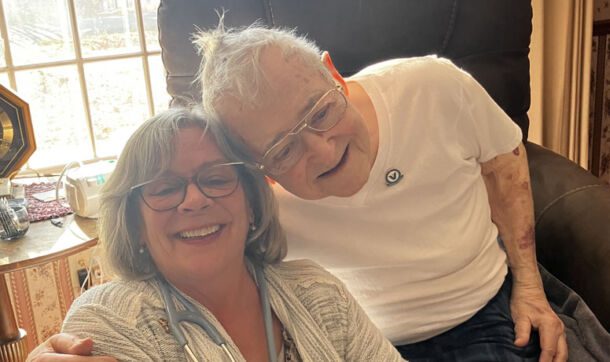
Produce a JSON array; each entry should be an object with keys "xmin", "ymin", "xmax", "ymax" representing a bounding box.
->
[
  {"xmin": 267, "ymin": 260, "xmax": 350, "ymax": 300},
  {"xmin": 270, "ymin": 259, "xmax": 340, "ymax": 281},
  {"xmin": 62, "ymin": 279, "xmax": 183, "ymax": 359},
  {"xmin": 67, "ymin": 278, "xmax": 163, "ymax": 317}
]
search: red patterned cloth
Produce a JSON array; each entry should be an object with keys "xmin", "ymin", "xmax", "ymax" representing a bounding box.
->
[{"xmin": 25, "ymin": 182, "xmax": 73, "ymax": 222}]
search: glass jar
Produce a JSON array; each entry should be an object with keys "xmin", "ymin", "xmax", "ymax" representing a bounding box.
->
[{"xmin": 0, "ymin": 205, "xmax": 30, "ymax": 240}]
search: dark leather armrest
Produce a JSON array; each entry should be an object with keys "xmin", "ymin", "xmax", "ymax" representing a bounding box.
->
[{"xmin": 526, "ymin": 142, "xmax": 610, "ymax": 330}]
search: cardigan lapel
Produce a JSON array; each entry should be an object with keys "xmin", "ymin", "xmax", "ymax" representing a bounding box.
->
[{"xmin": 264, "ymin": 265, "xmax": 343, "ymax": 361}]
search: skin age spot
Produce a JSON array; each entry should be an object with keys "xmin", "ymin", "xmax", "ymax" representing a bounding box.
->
[
  {"xmin": 520, "ymin": 181, "xmax": 529, "ymax": 191},
  {"xmin": 513, "ymin": 147, "xmax": 520, "ymax": 156},
  {"xmin": 519, "ymin": 225, "xmax": 535, "ymax": 250}
]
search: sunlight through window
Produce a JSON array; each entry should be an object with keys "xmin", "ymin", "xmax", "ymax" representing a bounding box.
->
[{"xmin": 0, "ymin": 0, "xmax": 170, "ymax": 172}]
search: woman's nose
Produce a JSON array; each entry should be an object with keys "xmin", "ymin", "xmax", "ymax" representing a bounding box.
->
[{"xmin": 177, "ymin": 183, "xmax": 213, "ymax": 212}]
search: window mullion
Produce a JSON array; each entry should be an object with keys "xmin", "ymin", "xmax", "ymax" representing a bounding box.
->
[
  {"xmin": 4, "ymin": 51, "xmax": 159, "ymax": 73},
  {"xmin": 134, "ymin": 0, "xmax": 155, "ymax": 116},
  {"xmin": 0, "ymin": 0, "xmax": 16, "ymax": 90},
  {"xmin": 66, "ymin": 0, "xmax": 97, "ymax": 159}
]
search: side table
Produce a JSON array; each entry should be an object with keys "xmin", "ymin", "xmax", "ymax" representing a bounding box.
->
[{"xmin": 0, "ymin": 215, "xmax": 97, "ymax": 361}]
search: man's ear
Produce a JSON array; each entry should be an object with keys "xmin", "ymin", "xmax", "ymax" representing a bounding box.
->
[{"xmin": 321, "ymin": 51, "xmax": 349, "ymax": 96}]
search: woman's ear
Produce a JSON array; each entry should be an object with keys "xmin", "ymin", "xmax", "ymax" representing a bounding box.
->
[{"xmin": 321, "ymin": 51, "xmax": 349, "ymax": 96}]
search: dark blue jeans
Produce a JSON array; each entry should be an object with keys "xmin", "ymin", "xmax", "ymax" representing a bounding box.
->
[{"xmin": 396, "ymin": 273, "xmax": 541, "ymax": 361}]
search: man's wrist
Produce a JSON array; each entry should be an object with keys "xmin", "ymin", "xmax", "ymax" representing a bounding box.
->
[{"xmin": 509, "ymin": 264, "xmax": 543, "ymax": 289}]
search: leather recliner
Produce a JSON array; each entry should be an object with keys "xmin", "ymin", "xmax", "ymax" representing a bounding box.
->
[{"xmin": 157, "ymin": 0, "xmax": 610, "ymax": 330}]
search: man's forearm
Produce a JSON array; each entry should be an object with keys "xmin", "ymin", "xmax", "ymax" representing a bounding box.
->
[
  {"xmin": 481, "ymin": 142, "xmax": 568, "ymax": 360},
  {"xmin": 481, "ymin": 143, "xmax": 541, "ymax": 285}
]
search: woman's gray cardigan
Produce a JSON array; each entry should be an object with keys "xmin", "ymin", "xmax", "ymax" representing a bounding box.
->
[{"xmin": 62, "ymin": 259, "xmax": 404, "ymax": 361}]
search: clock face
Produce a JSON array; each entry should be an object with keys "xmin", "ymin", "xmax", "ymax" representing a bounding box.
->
[
  {"xmin": 0, "ymin": 84, "xmax": 36, "ymax": 178},
  {"xmin": 0, "ymin": 109, "xmax": 14, "ymax": 157}
]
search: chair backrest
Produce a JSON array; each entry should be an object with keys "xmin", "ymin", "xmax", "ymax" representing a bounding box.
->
[{"xmin": 158, "ymin": 0, "xmax": 532, "ymax": 139}]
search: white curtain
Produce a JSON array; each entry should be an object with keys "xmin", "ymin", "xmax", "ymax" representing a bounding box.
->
[{"xmin": 529, "ymin": 0, "xmax": 593, "ymax": 167}]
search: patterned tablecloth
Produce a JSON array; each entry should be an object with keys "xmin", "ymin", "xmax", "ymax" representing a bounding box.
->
[{"xmin": 25, "ymin": 182, "xmax": 73, "ymax": 222}]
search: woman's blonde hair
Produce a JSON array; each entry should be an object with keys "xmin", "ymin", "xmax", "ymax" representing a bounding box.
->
[{"xmin": 99, "ymin": 107, "xmax": 286, "ymax": 280}]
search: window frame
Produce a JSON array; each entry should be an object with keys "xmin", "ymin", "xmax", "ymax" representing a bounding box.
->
[{"xmin": 0, "ymin": 0, "xmax": 163, "ymax": 174}]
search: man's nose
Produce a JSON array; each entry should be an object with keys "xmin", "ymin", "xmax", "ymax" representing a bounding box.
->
[
  {"xmin": 301, "ymin": 129, "xmax": 336, "ymax": 162},
  {"xmin": 177, "ymin": 183, "xmax": 213, "ymax": 212}
]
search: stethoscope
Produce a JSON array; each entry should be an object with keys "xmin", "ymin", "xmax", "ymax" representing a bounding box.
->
[{"xmin": 158, "ymin": 263, "xmax": 278, "ymax": 362}]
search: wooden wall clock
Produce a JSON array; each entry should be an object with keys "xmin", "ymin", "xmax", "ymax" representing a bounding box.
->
[{"xmin": 0, "ymin": 84, "xmax": 36, "ymax": 177}]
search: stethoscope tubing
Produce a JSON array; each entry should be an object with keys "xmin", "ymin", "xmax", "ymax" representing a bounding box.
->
[
  {"xmin": 159, "ymin": 264, "xmax": 277, "ymax": 362},
  {"xmin": 256, "ymin": 263, "xmax": 277, "ymax": 362}
]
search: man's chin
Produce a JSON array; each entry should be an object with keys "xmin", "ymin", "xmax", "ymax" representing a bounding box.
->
[
  {"xmin": 326, "ymin": 185, "xmax": 364, "ymax": 198},
  {"xmin": 290, "ymin": 181, "xmax": 367, "ymax": 200},
  {"xmin": 277, "ymin": 168, "xmax": 369, "ymax": 200},
  {"xmin": 279, "ymin": 184, "xmax": 336, "ymax": 200}
]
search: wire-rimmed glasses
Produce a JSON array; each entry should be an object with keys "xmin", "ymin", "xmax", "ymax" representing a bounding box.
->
[{"xmin": 256, "ymin": 86, "xmax": 347, "ymax": 176}]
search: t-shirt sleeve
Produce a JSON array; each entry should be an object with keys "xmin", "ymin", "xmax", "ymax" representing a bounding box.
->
[{"xmin": 454, "ymin": 68, "xmax": 523, "ymax": 163}]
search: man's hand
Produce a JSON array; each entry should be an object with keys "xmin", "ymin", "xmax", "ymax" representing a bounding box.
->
[
  {"xmin": 26, "ymin": 333, "xmax": 117, "ymax": 362},
  {"xmin": 511, "ymin": 282, "xmax": 568, "ymax": 362}
]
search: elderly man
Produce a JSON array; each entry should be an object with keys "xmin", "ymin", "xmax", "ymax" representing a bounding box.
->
[
  {"xmin": 29, "ymin": 25, "xmax": 567, "ymax": 362},
  {"xmin": 193, "ymin": 25, "xmax": 566, "ymax": 362}
]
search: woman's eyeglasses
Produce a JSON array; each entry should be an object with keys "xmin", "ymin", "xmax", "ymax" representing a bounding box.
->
[{"xmin": 130, "ymin": 162, "xmax": 244, "ymax": 211}]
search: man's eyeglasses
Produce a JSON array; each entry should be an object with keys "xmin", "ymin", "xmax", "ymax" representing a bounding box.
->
[
  {"xmin": 130, "ymin": 162, "xmax": 244, "ymax": 211},
  {"xmin": 256, "ymin": 86, "xmax": 347, "ymax": 176}
]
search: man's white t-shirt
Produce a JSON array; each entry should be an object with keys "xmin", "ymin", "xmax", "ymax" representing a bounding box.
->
[{"xmin": 276, "ymin": 56, "xmax": 523, "ymax": 344}]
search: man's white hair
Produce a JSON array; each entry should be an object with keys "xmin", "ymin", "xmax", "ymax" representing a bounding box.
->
[{"xmin": 192, "ymin": 19, "xmax": 333, "ymax": 117}]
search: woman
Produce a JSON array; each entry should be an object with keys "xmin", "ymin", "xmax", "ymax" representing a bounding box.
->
[{"xmin": 61, "ymin": 108, "xmax": 403, "ymax": 361}]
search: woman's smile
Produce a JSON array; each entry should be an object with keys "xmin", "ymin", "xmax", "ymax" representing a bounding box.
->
[{"xmin": 175, "ymin": 224, "xmax": 224, "ymax": 245}]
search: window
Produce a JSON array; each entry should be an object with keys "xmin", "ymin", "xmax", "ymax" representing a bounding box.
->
[{"xmin": 0, "ymin": 0, "xmax": 170, "ymax": 172}]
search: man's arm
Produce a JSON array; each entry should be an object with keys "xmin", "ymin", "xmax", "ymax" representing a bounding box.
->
[
  {"xmin": 481, "ymin": 142, "xmax": 567, "ymax": 362},
  {"xmin": 26, "ymin": 333, "xmax": 117, "ymax": 362}
]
